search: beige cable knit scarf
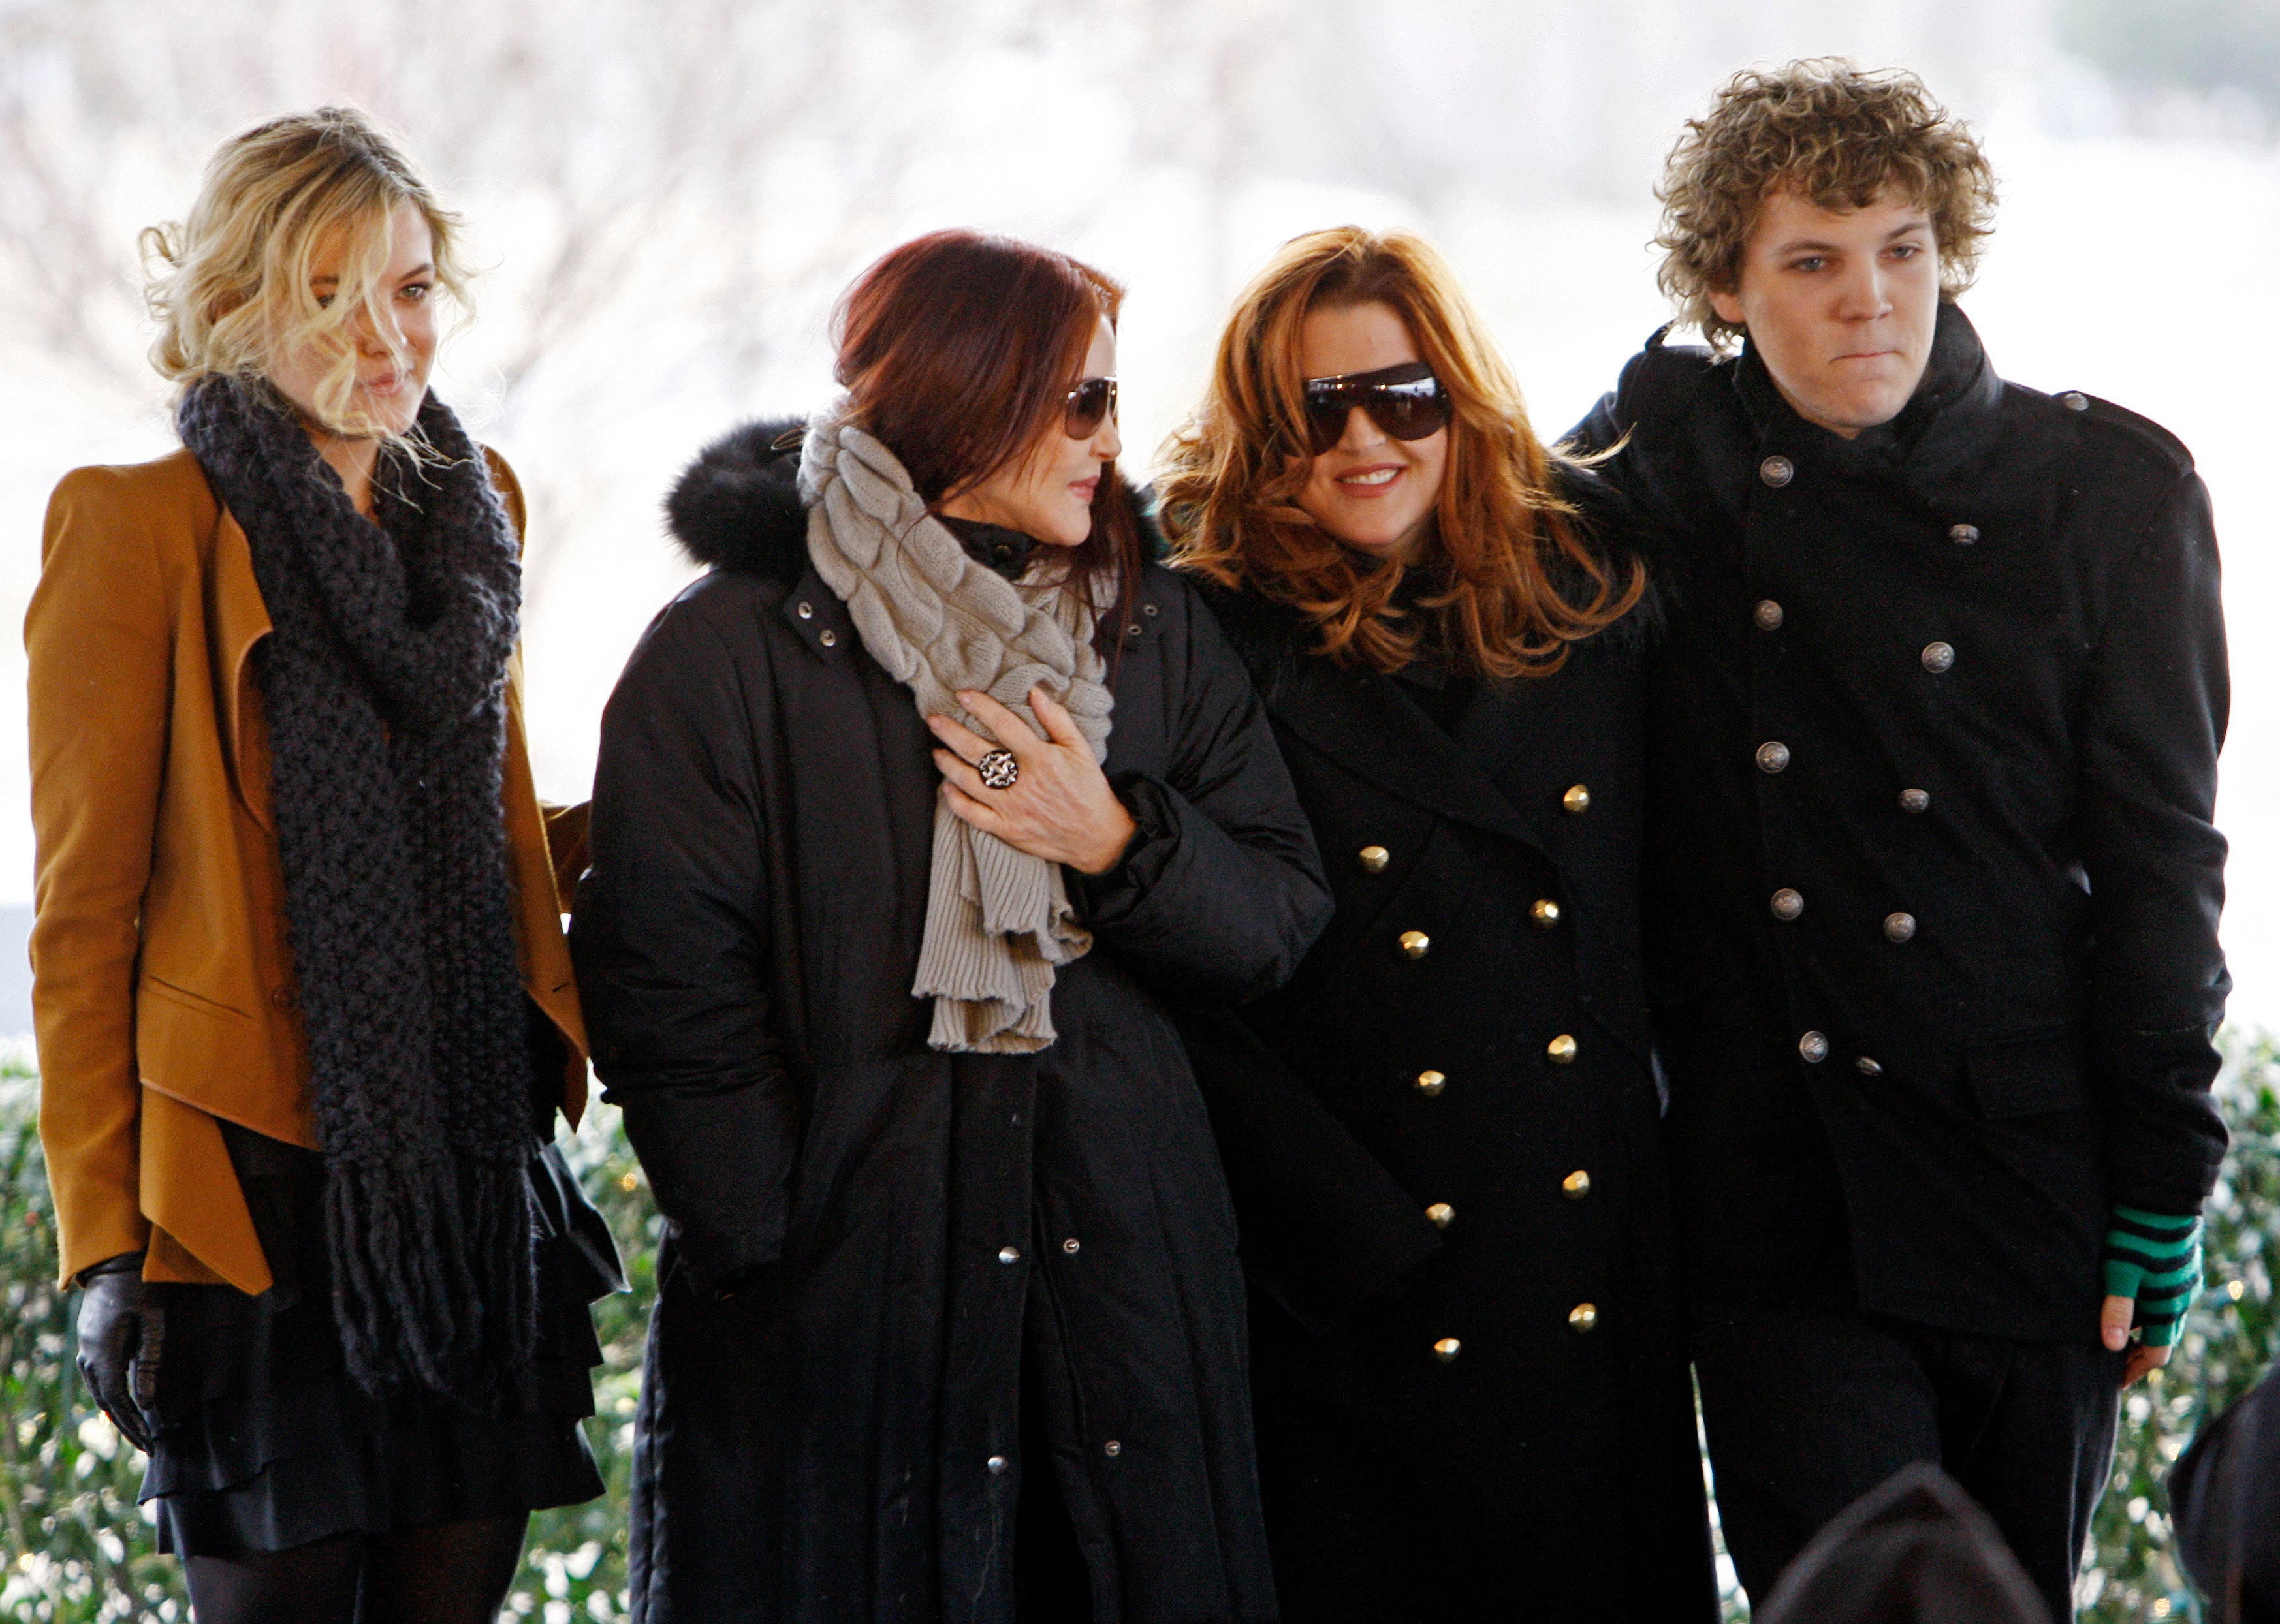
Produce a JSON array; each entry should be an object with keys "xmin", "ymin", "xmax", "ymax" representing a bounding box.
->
[{"xmin": 800, "ymin": 401, "xmax": 1115, "ymax": 1053}]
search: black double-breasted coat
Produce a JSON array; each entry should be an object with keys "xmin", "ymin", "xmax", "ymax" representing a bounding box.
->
[
  {"xmin": 568, "ymin": 422, "xmax": 1330, "ymax": 1624},
  {"xmin": 1570, "ymin": 302, "xmax": 2230, "ymax": 1341},
  {"xmin": 1180, "ymin": 473, "xmax": 1717, "ymax": 1621}
]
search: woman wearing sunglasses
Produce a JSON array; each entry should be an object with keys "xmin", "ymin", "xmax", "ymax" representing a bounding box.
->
[
  {"xmin": 570, "ymin": 229, "xmax": 1327, "ymax": 1622},
  {"xmin": 1160, "ymin": 226, "xmax": 1715, "ymax": 1619}
]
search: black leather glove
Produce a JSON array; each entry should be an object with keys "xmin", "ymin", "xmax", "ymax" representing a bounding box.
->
[{"xmin": 74, "ymin": 1251, "xmax": 162, "ymax": 1452}]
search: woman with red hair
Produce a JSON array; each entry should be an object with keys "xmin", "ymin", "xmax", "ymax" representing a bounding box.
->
[
  {"xmin": 1161, "ymin": 226, "xmax": 1715, "ymax": 1618},
  {"xmin": 571, "ymin": 230, "xmax": 1327, "ymax": 1621}
]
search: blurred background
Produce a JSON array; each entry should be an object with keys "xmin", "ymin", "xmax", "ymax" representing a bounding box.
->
[
  {"xmin": 1, "ymin": 0, "xmax": 2275, "ymax": 1035},
  {"xmin": 2, "ymin": 2, "xmax": 2277, "ymax": 1618}
]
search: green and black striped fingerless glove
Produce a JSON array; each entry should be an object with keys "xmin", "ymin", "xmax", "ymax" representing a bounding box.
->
[{"xmin": 2102, "ymin": 1206, "xmax": 2204, "ymax": 1350}]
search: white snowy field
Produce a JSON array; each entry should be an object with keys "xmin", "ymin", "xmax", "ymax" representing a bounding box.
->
[{"xmin": 1, "ymin": 119, "xmax": 2273, "ymax": 1029}]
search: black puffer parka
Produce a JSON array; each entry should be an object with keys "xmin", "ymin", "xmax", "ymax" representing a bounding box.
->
[{"xmin": 569, "ymin": 421, "xmax": 1329, "ymax": 1624}]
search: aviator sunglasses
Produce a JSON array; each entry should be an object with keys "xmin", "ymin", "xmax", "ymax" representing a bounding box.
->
[
  {"xmin": 1064, "ymin": 375, "xmax": 1118, "ymax": 439},
  {"xmin": 1301, "ymin": 361, "xmax": 1451, "ymax": 454}
]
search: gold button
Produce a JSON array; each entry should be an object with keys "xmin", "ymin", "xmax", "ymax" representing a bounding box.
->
[
  {"xmin": 1426, "ymin": 1202, "xmax": 1454, "ymax": 1229},
  {"xmin": 1770, "ymin": 888, "xmax": 1803, "ymax": 921},
  {"xmin": 1799, "ymin": 1030, "xmax": 1829, "ymax": 1063},
  {"xmin": 1754, "ymin": 599, "xmax": 1784, "ymax": 631},
  {"xmin": 269, "ymin": 984, "xmax": 298, "ymax": 1010},
  {"xmin": 1884, "ymin": 911, "xmax": 1918, "ymax": 943},
  {"xmin": 1546, "ymin": 1034, "xmax": 1578, "ymax": 1065},
  {"xmin": 1760, "ymin": 455, "xmax": 1794, "ymax": 488},
  {"xmin": 1433, "ymin": 1337, "xmax": 1461, "ymax": 1362},
  {"xmin": 1358, "ymin": 845, "xmax": 1391, "ymax": 873},
  {"xmin": 1103, "ymin": 1440, "xmax": 1121, "ymax": 1457},
  {"xmin": 1562, "ymin": 1170, "xmax": 1591, "ymax": 1200},
  {"xmin": 796, "ymin": 601, "xmax": 815, "ymax": 619},
  {"xmin": 1530, "ymin": 899, "xmax": 1561, "ymax": 929},
  {"xmin": 1899, "ymin": 788, "xmax": 1931, "ymax": 814},
  {"xmin": 1568, "ymin": 1303, "xmax": 1599, "ymax": 1333},
  {"xmin": 819, "ymin": 629, "xmax": 839, "ymax": 648},
  {"xmin": 1414, "ymin": 1069, "xmax": 1447, "ymax": 1097},
  {"xmin": 1756, "ymin": 741, "xmax": 1791, "ymax": 773},
  {"xmin": 1856, "ymin": 1057, "xmax": 1884, "ymax": 1077},
  {"xmin": 1398, "ymin": 929, "xmax": 1431, "ymax": 960},
  {"xmin": 1949, "ymin": 523, "xmax": 1980, "ymax": 545},
  {"xmin": 1562, "ymin": 784, "xmax": 1591, "ymax": 815}
]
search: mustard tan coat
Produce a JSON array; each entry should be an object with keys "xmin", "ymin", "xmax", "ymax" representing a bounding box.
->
[{"xmin": 29, "ymin": 447, "xmax": 586, "ymax": 1292}]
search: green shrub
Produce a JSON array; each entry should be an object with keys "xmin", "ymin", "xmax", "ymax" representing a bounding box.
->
[
  {"xmin": 0, "ymin": 1037, "xmax": 2275, "ymax": 1621},
  {"xmin": 0, "ymin": 1073, "xmax": 659, "ymax": 1623}
]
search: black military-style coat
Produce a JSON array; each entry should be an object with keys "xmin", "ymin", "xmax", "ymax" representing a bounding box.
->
[
  {"xmin": 569, "ymin": 421, "xmax": 1330, "ymax": 1624},
  {"xmin": 1182, "ymin": 473, "xmax": 1717, "ymax": 1621},
  {"xmin": 1570, "ymin": 301, "xmax": 2230, "ymax": 1343}
]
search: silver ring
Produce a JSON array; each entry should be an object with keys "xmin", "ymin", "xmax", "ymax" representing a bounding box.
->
[{"xmin": 977, "ymin": 749, "xmax": 1019, "ymax": 790}]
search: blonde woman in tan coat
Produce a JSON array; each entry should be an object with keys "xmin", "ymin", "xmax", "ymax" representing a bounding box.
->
[{"xmin": 29, "ymin": 108, "xmax": 617, "ymax": 1623}]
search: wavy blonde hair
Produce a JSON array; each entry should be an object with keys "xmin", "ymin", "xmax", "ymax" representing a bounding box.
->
[
  {"xmin": 1160, "ymin": 226, "xmax": 1640, "ymax": 679},
  {"xmin": 1656, "ymin": 60, "xmax": 1998, "ymax": 350},
  {"xmin": 142, "ymin": 106, "xmax": 470, "ymax": 435}
]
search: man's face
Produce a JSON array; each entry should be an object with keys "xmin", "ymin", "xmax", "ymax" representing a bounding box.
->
[{"xmin": 1710, "ymin": 185, "xmax": 1941, "ymax": 439}]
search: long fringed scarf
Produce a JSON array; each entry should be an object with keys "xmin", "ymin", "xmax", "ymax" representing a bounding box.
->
[
  {"xmin": 176, "ymin": 375, "xmax": 536, "ymax": 1406},
  {"xmin": 800, "ymin": 401, "xmax": 1114, "ymax": 1053}
]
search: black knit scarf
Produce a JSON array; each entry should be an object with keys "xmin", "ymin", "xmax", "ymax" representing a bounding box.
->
[{"xmin": 177, "ymin": 375, "xmax": 536, "ymax": 1407}]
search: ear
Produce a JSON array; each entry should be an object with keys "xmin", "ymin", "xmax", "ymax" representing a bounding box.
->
[{"xmin": 1708, "ymin": 284, "xmax": 1747, "ymax": 328}]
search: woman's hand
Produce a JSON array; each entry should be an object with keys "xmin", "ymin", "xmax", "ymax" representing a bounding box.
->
[{"xmin": 929, "ymin": 687, "xmax": 1136, "ymax": 875}]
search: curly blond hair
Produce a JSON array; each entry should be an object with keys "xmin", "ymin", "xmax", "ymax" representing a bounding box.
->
[
  {"xmin": 1656, "ymin": 60, "xmax": 1998, "ymax": 349},
  {"xmin": 142, "ymin": 106, "xmax": 471, "ymax": 435},
  {"xmin": 1160, "ymin": 226, "xmax": 1639, "ymax": 679}
]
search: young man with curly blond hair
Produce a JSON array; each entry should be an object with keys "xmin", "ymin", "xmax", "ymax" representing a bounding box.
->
[{"xmin": 1572, "ymin": 59, "xmax": 2230, "ymax": 1619}]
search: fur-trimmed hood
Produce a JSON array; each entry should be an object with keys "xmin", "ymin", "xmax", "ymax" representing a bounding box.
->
[{"xmin": 664, "ymin": 415, "xmax": 1164, "ymax": 584}]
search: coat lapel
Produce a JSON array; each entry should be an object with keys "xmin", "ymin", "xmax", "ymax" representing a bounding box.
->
[
  {"xmin": 1268, "ymin": 659, "xmax": 1550, "ymax": 856},
  {"xmin": 209, "ymin": 507, "xmax": 274, "ymax": 830}
]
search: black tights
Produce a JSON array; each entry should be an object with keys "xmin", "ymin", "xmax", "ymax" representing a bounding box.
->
[{"xmin": 182, "ymin": 1514, "xmax": 528, "ymax": 1624}]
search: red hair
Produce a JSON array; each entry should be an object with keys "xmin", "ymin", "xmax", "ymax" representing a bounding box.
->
[{"xmin": 832, "ymin": 230, "xmax": 1141, "ymax": 646}]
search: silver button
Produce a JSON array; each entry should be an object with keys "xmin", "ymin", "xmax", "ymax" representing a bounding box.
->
[
  {"xmin": 1760, "ymin": 455, "xmax": 1794, "ymax": 488},
  {"xmin": 998, "ymin": 1245, "xmax": 1021, "ymax": 1264},
  {"xmin": 1754, "ymin": 599, "xmax": 1784, "ymax": 631},
  {"xmin": 1948, "ymin": 524, "xmax": 1979, "ymax": 545},
  {"xmin": 1856, "ymin": 1057, "xmax": 1884, "ymax": 1077},
  {"xmin": 1770, "ymin": 888, "xmax": 1804, "ymax": 921},
  {"xmin": 1899, "ymin": 788, "xmax": 1931, "ymax": 814},
  {"xmin": 1062, "ymin": 1238, "xmax": 1080, "ymax": 1255},
  {"xmin": 819, "ymin": 629, "xmax": 838, "ymax": 648},
  {"xmin": 1799, "ymin": 1031, "xmax": 1829, "ymax": 1064},
  {"xmin": 988, "ymin": 1455, "xmax": 1008, "ymax": 1475},
  {"xmin": 1103, "ymin": 1440, "xmax": 1122, "ymax": 1458},
  {"xmin": 1884, "ymin": 912, "xmax": 1918, "ymax": 943},
  {"xmin": 797, "ymin": 601, "xmax": 814, "ymax": 619},
  {"xmin": 2061, "ymin": 391, "xmax": 2089, "ymax": 411},
  {"xmin": 1756, "ymin": 741, "xmax": 1791, "ymax": 774},
  {"xmin": 1921, "ymin": 641, "xmax": 1955, "ymax": 674}
]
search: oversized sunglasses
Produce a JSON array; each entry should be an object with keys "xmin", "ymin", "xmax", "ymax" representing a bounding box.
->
[
  {"xmin": 1301, "ymin": 361, "xmax": 1451, "ymax": 454},
  {"xmin": 1064, "ymin": 375, "xmax": 1118, "ymax": 439}
]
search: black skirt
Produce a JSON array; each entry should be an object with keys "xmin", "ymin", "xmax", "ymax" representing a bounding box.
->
[{"xmin": 140, "ymin": 1117, "xmax": 624, "ymax": 1557}]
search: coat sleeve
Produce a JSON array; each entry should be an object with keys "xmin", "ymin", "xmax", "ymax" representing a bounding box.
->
[
  {"xmin": 2076, "ymin": 469, "xmax": 2230, "ymax": 1212},
  {"xmin": 569, "ymin": 595, "xmax": 801, "ymax": 1294},
  {"xmin": 27, "ymin": 469, "xmax": 169, "ymax": 1283},
  {"xmin": 1069, "ymin": 578, "xmax": 1331, "ymax": 1008}
]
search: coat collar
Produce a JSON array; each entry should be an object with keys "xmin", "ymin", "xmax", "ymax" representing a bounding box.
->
[
  {"xmin": 1733, "ymin": 299, "xmax": 2006, "ymax": 486},
  {"xmin": 210, "ymin": 503, "xmax": 275, "ymax": 830},
  {"xmin": 1207, "ymin": 589, "xmax": 1553, "ymax": 854}
]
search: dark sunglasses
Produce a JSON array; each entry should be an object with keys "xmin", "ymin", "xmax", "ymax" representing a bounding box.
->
[
  {"xmin": 1064, "ymin": 375, "xmax": 1118, "ymax": 439},
  {"xmin": 1302, "ymin": 361, "xmax": 1451, "ymax": 454}
]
